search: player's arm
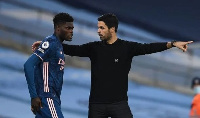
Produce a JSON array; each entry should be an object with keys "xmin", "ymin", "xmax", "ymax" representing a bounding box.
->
[
  {"xmin": 28, "ymin": 40, "xmax": 53, "ymax": 114},
  {"xmin": 24, "ymin": 54, "xmax": 42, "ymax": 114},
  {"xmin": 24, "ymin": 54, "xmax": 40, "ymax": 98},
  {"xmin": 26, "ymin": 39, "xmax": 52, "ymax": 97}
]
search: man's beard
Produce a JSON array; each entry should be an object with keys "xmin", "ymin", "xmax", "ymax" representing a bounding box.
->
[{"xmin": 100, "ymin": 32, "xmax": 112, "ymax": 42}]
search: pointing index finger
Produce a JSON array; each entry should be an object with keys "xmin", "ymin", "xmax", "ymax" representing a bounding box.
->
[{"xmin": 187, "ymin": 41, "xmax": 193, "ymax": 44}]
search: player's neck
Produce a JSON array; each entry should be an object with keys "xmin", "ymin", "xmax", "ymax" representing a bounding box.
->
[
  {"xmin": 54, "ymin": 33, "xmax": 64, "ymax": 43},
  {"xmin": 58, "ymin": 38, "xmax": 64, "ymax": 43}
]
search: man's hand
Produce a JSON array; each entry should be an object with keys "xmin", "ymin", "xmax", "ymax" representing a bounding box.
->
[
  {"xmin": 32, "ymin": 41, "xmax": 42, "ymax": 52},
  {"xmin": 167, "ymin": 41, "xmax": 193, "ymax": 52},
  {"xmin": 173, "ymin": 41, "xmax": 193, "ymax": 52},
  {"xmin": 31, "ymin": 97, "xmax": 42, "ymax": 115}
]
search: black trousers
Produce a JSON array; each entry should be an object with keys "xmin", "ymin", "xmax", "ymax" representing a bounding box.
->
[{"xmin": 88, "ymin": 101, "xmax": 133, "ymax": 118}]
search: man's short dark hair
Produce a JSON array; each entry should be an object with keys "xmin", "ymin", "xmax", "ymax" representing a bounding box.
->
[
  {"xmin": 53, "ymin": 12, "xmax": 74, "ymax": 29},
  {"xmin": 191, "ymin": 77, "xmax": 200, "ymax": 88},
  {"xmin": 98, "ymin": 13, "xmax": 119, "ymax": 32}
]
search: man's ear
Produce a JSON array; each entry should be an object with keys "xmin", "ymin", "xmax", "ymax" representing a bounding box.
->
[
  {"xmin": 56, "ymin": 25, "xmax": 60, "ymax": 32},
  {"xmin": 110, "ymin": 27, "xmax": 115, "ymax": 33}
]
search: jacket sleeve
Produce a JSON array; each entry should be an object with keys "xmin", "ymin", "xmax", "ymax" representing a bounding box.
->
[
  {"xmin": 128, "ymin": 42, "xmax": 168, "ymax": 57},
  {"xmin": 24, "ymin": 54, "xmax": 41, "ymax": 98},
  {"xmin": 62, "ymin": 43, "xmax": 91, "ymax": 57}
]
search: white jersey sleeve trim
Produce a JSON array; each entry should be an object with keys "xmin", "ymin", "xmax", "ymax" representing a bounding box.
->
[{"xmin": 34, "ymin": 53, "xmax": 43, "ymax": 61}]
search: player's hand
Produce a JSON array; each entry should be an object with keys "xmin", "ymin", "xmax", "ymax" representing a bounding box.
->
[
  {"xmin": 31, "ymin": 106, "xmax": 36, "ymax": 115},
  {"xmin": 32, "ymin": 41, "xmax": 42, "ymax": 52},
  {"xmin": 31, "ymin": 97, "xmax": 42, "ymax": 115},
  {"xmin": 173, "ymin": 41, "xmax": 193, "ymax": 52}
]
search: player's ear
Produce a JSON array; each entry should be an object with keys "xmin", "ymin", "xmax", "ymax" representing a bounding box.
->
[{"xmin": 56, "ymin": 25, "xmax": 60, "ymax": 32}]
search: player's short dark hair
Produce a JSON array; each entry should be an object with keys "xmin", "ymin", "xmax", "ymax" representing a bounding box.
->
[
  {"xmin": 53, "ymin": 12, "xmax": 74, "ymax": 29},
  {"xmin": 98, "ymin": 13, "xmax": 118, "ymax": 32}
]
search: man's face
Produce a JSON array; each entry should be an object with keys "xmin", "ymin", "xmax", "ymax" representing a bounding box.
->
[
  {"xmin": 57, "ymin": 22, "xmax": 74, "ymax": 42},
  {"xmin": 97, "ymin": 21, "xmax": 112, "ymax": 41}
]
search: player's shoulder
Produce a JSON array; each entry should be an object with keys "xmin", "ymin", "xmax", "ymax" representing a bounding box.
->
[
  {"xmin": 42, "ymin": 34, "xmax": 59, "ymax": 45},
  {"xmin": 44, "ymin": 34, "xmax": 57, "ymax": 42},
  {"xmin": 40, "ymin": 34, "xmax": 58, "ymax": 49}
]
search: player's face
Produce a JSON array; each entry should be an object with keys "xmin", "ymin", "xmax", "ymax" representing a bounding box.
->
[
  {"xmin": 97, "ymin": 21, "xmax": 112, "ymax": 41},
  {"xmin": 58, "ymin": 22, "xmax": 74, "ymax": 42}
]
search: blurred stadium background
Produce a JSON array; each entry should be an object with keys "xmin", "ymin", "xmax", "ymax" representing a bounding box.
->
[{"xmin": 0, "ymin": 0, "xmax": 200, "ymax": 118}]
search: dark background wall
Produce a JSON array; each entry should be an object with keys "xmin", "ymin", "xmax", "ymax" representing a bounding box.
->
[{"xmin": 58, "ymin": 0, "xmax": 200, "ymax": 41}]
